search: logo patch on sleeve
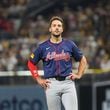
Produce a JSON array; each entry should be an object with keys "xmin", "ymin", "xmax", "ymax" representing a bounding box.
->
[{"xmin": 30, "ymin": 53, "xmax": 34, "ymax": 59}]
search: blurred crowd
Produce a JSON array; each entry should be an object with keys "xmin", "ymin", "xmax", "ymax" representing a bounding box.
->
[{"xmin": 0, "ymin": 0, "xmax": 110, "ymax": 71}]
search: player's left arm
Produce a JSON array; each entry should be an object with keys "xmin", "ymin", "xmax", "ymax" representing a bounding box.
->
[
  {"xmin": 69, "ymin": 56, "xmax": 87, "ymax": 80},
  {"xmin": 69, "ymin": 41, "xmax": 87, "ymax": 80},
  {"xmin": 76, "ymin": 56, "xmax": 87, "ymax": 79}
]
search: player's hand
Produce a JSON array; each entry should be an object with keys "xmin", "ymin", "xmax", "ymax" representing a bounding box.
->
[
  {"xmin": 36, "ymin": 77, "xmax": 51, "ymax": 89},
  {"xmin": 68, "ymin": 73, "xmax": 82, "ymax": 80}
]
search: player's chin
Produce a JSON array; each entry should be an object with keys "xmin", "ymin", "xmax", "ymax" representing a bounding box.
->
[{"xmin": 53, "ymin": 34, "xmax": 61, "ymax": 38}]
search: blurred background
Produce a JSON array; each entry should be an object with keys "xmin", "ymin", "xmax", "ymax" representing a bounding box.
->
[{"xmin": 0, "ymin": 0, "xmax": 110, "ymax": 110}]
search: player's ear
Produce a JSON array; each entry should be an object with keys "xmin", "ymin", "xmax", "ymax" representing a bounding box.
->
[
  {"xmin": 49, "ymin": 28, "xmax": 51, "ymax": 32},
  {"xmin": 61, "ymin": 28, "xmax": 63, "ymax": 33}
]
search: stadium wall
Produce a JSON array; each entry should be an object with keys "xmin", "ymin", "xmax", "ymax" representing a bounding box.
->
[{"xmin": 0, "ymin": 71, "xmax": 110, "ymax": 110}]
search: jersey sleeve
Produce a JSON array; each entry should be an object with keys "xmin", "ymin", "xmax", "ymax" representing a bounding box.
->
[
  {"xmin": 29, "ymin": 45, "xmax": 42, "ymax": 64},
  {"xmin": 71, "ymin": 41, "xmax": 83, "ymax": 61}
]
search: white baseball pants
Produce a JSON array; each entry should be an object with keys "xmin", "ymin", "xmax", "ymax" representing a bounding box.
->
[{"xmin": 45, "ymin": 78, "xmax": 78, "ymax": 110}]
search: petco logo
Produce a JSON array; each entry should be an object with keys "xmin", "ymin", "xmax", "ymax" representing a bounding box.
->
[{"xmin": 0, "ymin": 96, "xmax": 42, "ymax": 110}]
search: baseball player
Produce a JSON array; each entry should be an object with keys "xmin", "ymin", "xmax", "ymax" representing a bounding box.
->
[{"xmin": 27, "ymin": 16, "xmax": 87, "ymax": 110}]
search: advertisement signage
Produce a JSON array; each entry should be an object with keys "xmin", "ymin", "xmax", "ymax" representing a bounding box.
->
[{"xmin": 0, "ymin": 85, "xmax": 48, "ymax": 110}]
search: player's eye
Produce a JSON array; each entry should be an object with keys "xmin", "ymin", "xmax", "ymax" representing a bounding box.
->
[
  {"xmin": 58, "ymin": 24, "xmax": 62, "ymax": 27},
  {"xmin": 52, "ymin": 24, "xmax": 56, "ymax": 27}
]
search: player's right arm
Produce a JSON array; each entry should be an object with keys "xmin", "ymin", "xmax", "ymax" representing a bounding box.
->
[
  {"xmin": 27, "ymin": 46, "xmax": 50, "ymax": 89},
  {"xmin": 28, "ymin": 60, "xmax": 50, "ymax": 89}
]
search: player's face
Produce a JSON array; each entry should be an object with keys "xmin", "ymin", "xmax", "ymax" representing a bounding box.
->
[{"xmin": 49, "ymin": 20, "xmax": 63, "ymax": 37}]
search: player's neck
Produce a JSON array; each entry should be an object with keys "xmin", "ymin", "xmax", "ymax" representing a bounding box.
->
[{"xmin": 50, "ymin": 35, "xmax": 62, "ymax": 44}]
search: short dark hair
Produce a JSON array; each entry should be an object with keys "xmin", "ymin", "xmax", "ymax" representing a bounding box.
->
[{"xmin": 49, "ymin": 16, "xmax": 64, "ymax": 27}]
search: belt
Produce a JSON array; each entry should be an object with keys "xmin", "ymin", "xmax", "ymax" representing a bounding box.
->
[{"xmin": 47, "ymin": 76, "xmax": 67, "ymax": 81}]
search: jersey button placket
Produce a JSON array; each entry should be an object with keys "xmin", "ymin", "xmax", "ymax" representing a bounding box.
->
[{"xmin": 56, "ymin": 46, "xmax": 60, "ymax": 76}]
